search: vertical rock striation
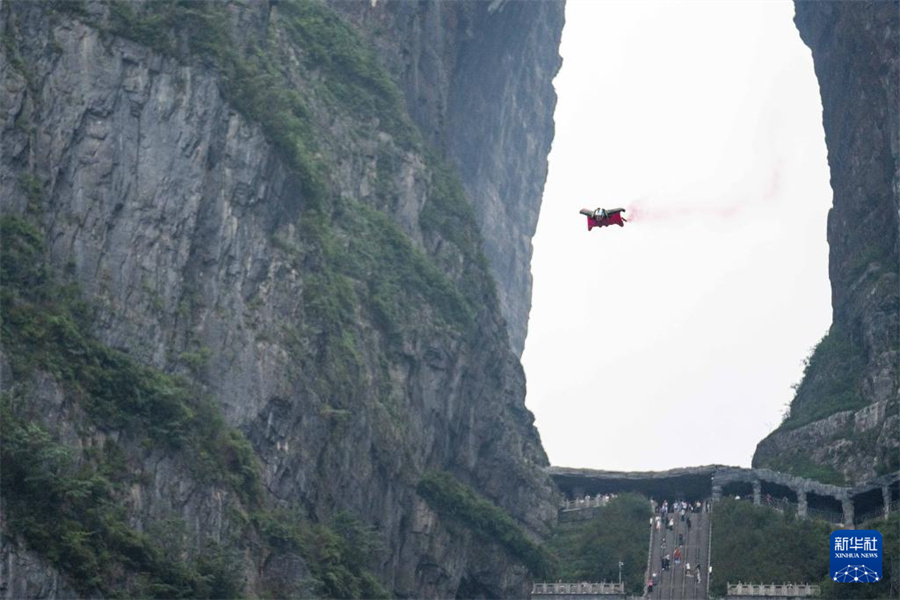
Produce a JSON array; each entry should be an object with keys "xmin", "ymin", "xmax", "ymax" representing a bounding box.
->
[
  {"xmin": 754, "ymin": 1, "xmax": 899, "ymax": 484},
  {"xmin": 0, "ymin": 0, "xmax": 563, "ymax": 596},
  {"xmin": 325, "ymin": 0, "xmax": 565, "ymax": 356}
]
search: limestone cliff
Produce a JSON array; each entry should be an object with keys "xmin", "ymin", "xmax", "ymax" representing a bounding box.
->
[
  {"xmin": 0, "ymin": 0, "xmax": 562, "ymax": 597},
  {"xmin": 325, "ymin": 0, "xmax": 563, "ymax": 356},
  {"xmin": 754, "ymin": 1, "xmax": 899, "ymax": 485}
]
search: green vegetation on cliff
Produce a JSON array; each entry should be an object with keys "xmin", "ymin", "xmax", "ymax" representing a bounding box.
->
[
  {"xmin": 544, "ymin": 493, "xmax": 652, "ymax": 596},
  {"xmin": 253, "ymin": 510, "xmax": 390, "ymax": 599},
  {"xmin": 417, "ymin": 472, "xmax": 556, "ymax": 578},
  {"xmin": 1, "ymin": 215, "xmax": 389, "ymax": 598},
  {"xmin": 1, "ymin": 216, "xmax": 262, "ymax": 503},
  {"xmin": 106, "ymin": 0, "xmax": 327, "ymax": 205},
  {"xmin": 779, "ymin": 327, "xmax": 866, "ymax": 432},
  {"xmin": 710, "ymin": 499, "xmax": 899, "ymax": 599},
  {"xmin": 5, "ymin": 0, "xmax": 519, "ymax": 594},
  {"xmin": 1, "ymin": 407, "xmax": 245, "ymax": 598},
  {"xmin": 276, "ymin": 0, "xmax": 418, "ymax": 148},
  {"xmin": 1, "ymin": 215, "xmax": 254, "ymax": 597},
  {"xmin": 758, "ymin": 455, "xmax": 848, "ymax": 486},
  {"xmin": 103, "ymin": 0, "xmax": 418, "ymax": 201},
  {"xmin": 756, "ymin": 324, "xmax": 876, "ymax": 481},
  {"xmin": 105, "ymin": 0, "xmax": 493, "ymax": 342},
  {"xmin": 95, "ymin": 0, "xmax": 498, "ymax": 487}
]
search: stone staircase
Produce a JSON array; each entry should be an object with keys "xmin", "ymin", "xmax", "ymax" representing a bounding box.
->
[{"xmin": 647, "ymin": 504, "xmax": 711, "ymax": 599}]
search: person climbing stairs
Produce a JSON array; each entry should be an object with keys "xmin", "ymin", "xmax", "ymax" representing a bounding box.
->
[{"xmin": 646, "ymin": 502, "xmax": 711, "ymax": 599}]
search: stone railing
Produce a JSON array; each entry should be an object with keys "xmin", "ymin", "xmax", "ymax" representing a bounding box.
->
[
  {"xmin": 761, "ymin": 496, "xmax": 795, "ymax": 511},
  {"xmin": 726, "ymin": 582, "xmax": 819, "ymax": 597},
  {"xmin": 806, "ymin": 506, "xmax": 843, "ymax": 523},
  {"xmin": 855, "ymin": 506, "xmax": 888, "ymax": 523},
  {"xmin": 560, "ymin": 495, "xmax": 615, "ymax": 511},
  {"xmin": 532, "ymin": 582, "xmax": 625, "ymax": 595},
  {"xmin": 741, "ymin": 494, "xmax": 846, "ymax": 524}
]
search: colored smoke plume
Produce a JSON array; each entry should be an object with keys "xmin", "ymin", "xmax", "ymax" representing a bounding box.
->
[
  {"xmin": 626, "ymin": 165, "xmax": 782, "ymax": 224},
  {"xmin": 627, "ymin": 200, "xmax": 745, "ymax": 223}
]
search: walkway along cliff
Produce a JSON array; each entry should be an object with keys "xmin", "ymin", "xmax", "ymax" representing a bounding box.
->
[
  {"xmin": 1, "ymin": 0, "xmax": 897, "ymax": 598},
  {"xmin": 753, "ymin": 0, "xmax": 899, "ymax": 485},
  {"xmin": 546, "ymin": 465, "xmax": 899, "ymax": 599}
]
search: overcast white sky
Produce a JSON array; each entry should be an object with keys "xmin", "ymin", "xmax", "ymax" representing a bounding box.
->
[{"xmin": 522, "ymin": 0, "xmax": 833, "ymax": 472}]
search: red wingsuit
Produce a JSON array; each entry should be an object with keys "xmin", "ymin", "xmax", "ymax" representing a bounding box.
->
[{"xmin": 586, "ymin": 211, "xmax": 626, "ymax": 230}]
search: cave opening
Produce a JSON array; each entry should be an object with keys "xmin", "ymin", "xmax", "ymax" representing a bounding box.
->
[
  {"xmin": 722, "ymin": 482, "xmax": 755, "ymax": 501},
  {"xmin": 807, "ymin": 492, "xmax": 843, "ymax": 522},
  {"xmin": 760, "ymin": 481, "xmax": 798, "ymax": 505},
  {"xmin": 853, "ymin": 487, "xmax": 887, "ymax": 523},
  {"xmin": 524, "ymin": 0, "xmax": 833, "ymax": 473}
]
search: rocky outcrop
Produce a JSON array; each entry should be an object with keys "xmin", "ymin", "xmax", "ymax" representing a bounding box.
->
[
  {"xmin": 2, "ymin": 476, "xmax": 81, "ymax": 600},
  {"xmin": 754, "ymin": 1, "xmax": 899, "ymax": 484},
  {"xmin": 756, "ymin": 399, "xmax": 896, "ymax": 484},
  {"xmin": 0, "ymin": 0, "xmax": 562, "ymax": 596},
  {"xmin": 325, "ymin": 0, "xmax": 564, "ymax": 356},
  {"xmin": 0, "ymin": 537, "xmax": 79, "ymax": 600}
]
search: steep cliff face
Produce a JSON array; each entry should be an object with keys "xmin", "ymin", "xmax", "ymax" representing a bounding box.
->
[
  {"xmin": 754, "ymin": 1, "xmax": 899, "ymax": 485},
  {"xmin": 0, "ymin": 0, "xmax": 562, "ymax": 597},
  {"xmin": 325, "ymin": 0, "xmax": 564, "ymax": 356}
]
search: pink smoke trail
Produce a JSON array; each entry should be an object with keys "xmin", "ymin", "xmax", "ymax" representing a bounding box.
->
[{"xmin": 626, "ymin": 164, "xmax": 782, "ymax": 224}]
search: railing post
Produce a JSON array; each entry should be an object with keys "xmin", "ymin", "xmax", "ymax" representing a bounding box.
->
[
  {"xmin": 842, "ymin": 496, "xmax": 854, "ymax": 527},
  {"xmin": 884, "ymin": 485, "xmax": 891, "ymax": 519},
  {"xmin": 797, "ymin": 490, "xmax": 807, "ymax": 518},
  {"xmin": 753, "ymin": 480, "xmax": 761, "ymax": 506}
]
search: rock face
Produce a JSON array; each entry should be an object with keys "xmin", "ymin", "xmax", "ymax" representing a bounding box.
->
[
  {"xmin": 0, "ymin": 543, "xmax": 79, "ymax": 600},
  {"xmin": 0, "ymin": 0, "xmax": 562, "ymax": 597},
  {"xmin": 325, "ymin": 0, "xmax": 564, "ymax": 356},
  {"xmin": 754, "ymin": 1, "xmax": 899, "ymax": 484}
]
